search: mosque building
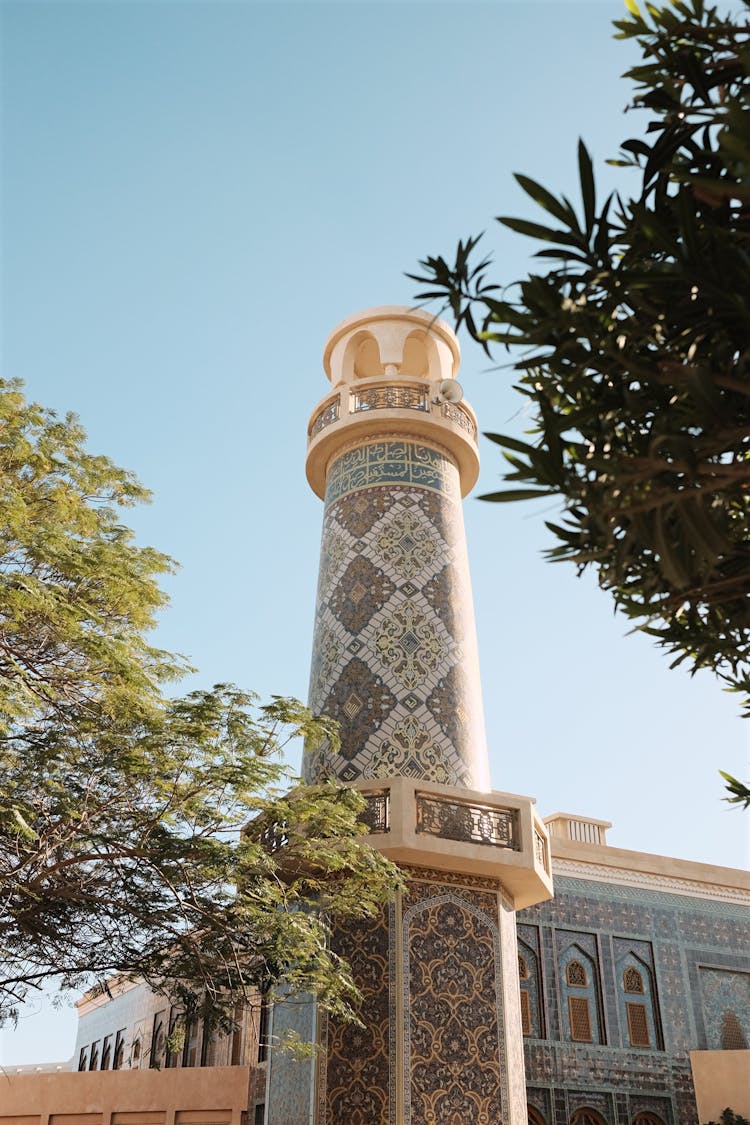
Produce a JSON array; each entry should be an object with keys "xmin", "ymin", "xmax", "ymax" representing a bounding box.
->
[{"xmin": 3, "ymin": 307, "xmax": 749, "ymax": 1125}]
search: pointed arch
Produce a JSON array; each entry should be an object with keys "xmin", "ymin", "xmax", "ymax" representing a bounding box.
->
[
  {"xmin": 567, "ymin": 959, "xmax": 587, "ymax": 987},
  {"xmin": 571, "ymin": 1110, "xmax": 607, "ymax": 1125}
]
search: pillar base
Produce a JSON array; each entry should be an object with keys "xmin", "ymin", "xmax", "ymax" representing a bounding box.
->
[{"xmin": 265, "ymin": 785, "xmax": 552, "ymax": 1125}]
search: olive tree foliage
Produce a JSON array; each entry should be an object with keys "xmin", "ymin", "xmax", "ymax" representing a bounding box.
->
[
  {"xmin": 411, "ymin": 0, "xmax": 750, "ymax": 805},
  {"xmin": 0, "ymin": 379, "xmax": 401, "ymax": 1028}
]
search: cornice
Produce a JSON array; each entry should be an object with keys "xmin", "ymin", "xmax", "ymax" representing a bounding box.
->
[{"xmin": 551, "ymin": 856, "xmax": 750, "ymax": 908}]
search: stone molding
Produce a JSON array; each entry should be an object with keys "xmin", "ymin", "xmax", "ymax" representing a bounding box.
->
[{"xmin": 552, "ymin": 857, "xmax": 750, "ymax": 907}]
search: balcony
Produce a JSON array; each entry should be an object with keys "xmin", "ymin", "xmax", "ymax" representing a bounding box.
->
[
  {"xmin": 305, "ymin": 378, "xmax": 479, "ymax": 500},
  {"xmin": 356, "ymin": 777, "xmax": 553, "ymax": 910}
]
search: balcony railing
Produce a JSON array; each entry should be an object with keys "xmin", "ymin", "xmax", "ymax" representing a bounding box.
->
[
  {"xmin": 534, "ymin": 827, "xmax": 549, "ymax": 873},
  {"xmin": 309, "ymin": 395, "xmax": 340, "ymax": 438},
  {"xmin": 360, "ymin": 790, "xmax": 390, "ymax": 834},
  {"xmin": 441, "ymin": 400, "xmax": 477, "ymax": 438},
  {"xmin": 415, "ymin": 794, "xmax": 519, "ymax": 851},
  {"xmin": 307, "ymin": 382, "xmax": 477, "ymax": 442},
  {"xmin": 352, "ymin": 384, "xmax": 429, "ymax": 414}
]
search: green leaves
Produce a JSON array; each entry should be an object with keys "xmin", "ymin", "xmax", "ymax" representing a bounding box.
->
[
  {"xmin": 578, "ymin": 139, "xmax": 596, "ymax": 235},
  {"xmin": 479, "ymin": 488, "xmax": 550, "ymax": 503},
  {"xmin": 720, "ymin": 771, "xmax": 750, "ymax": 807},
  {"xmin": 412, "ymin": 0, "xmax": 750, "ymax": 801},
  {"xmin": 0, "ymin": 384, "xmax": 401, "ymax": 1029}
]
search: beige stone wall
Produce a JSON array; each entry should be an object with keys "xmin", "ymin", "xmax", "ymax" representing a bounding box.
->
[
  {"xmin": 0, "ymin": 1065, "xmax": 255, "ymax": 1125},
  {"xmin": 690, "ymin": 1050, "xmax": 750, "ymax": 1122}
]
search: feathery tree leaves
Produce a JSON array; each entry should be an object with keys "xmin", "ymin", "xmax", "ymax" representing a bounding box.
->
[
  {"xmin": 0, "ymin": 380, "xmax": 401, "ymax": 1028},
  {"xmin": 411, "ymin": 0, "xmax": 750, "ymax": 805}
]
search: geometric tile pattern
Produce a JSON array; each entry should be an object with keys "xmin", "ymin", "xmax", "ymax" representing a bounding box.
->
[
  {"xmin": 304, "ymin": 440, "xmax": 487, "ymax": 788},
  {"xmin": 518, "ymin": 872, "xmax": 750, "ymax": 1125}
]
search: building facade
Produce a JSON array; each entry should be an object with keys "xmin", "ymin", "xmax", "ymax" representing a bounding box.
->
[
  {"xmin": 7, "ymin": 813, "xmax": 749, "ymax": 1125},
  {"xmin": 519, "ymin": 814, "xmax": 750, "ymax": 1125},
  {"xmin": 4, "ymin": 307, "xmax": 748, "ymax": 1125}
]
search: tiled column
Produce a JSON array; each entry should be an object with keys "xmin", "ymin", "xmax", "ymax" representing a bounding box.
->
[
  {"xmin": 266, "ymin": 307, "xmax": 553, "ymax": 1125},
  {"xmin": 305, "ymin": 435, "xmax": 488, "ymax": 790}
]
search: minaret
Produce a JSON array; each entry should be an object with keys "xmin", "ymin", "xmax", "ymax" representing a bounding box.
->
[
  {"xmin": 304, "ymin": 305, "xmax": 488, "ymax": 791},
  {"xmin": 266, "ymin": 307, "xmax": 552, "ymax": 1125}
]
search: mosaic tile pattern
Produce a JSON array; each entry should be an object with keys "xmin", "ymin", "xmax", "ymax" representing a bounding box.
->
[
  {"xmin": 519, "ymin": 929, "xmax": 544, "ymax": 1040},
  {"xmin": 500, "ymin": 891, "xmax": 529, "ymax": 1124},
  {"xmin": 324, "ymin": 441, "xmax": 456, "ymax": 504},
  {"xmin": 698, "ymin": 966, "xmax": 750, "ymax": 1049},
  {"xmin": 403, "ymin": 880, "xmax": 509, "ymax": 1125},
  {"xmin": 325, "ymin": 905, "xmax": 391, "ymax": 1125},
  {"xmin": 317, "ymin": 871, "xmax": 533, "ymax": 1125},
  {"xmin": 305, "ymin": 439, "xmax": 487, "ymax": 788},
  {"xmin": 518, "ymin": 872, "xmax": 750, "ymax": 1125}
]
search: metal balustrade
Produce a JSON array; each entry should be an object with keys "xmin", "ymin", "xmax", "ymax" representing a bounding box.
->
[
  {"xmin": 307, "ymin": 383, "xmax": 477, "ymax": 442},
  {"xmin": 415, "ymin": 794, "xmax": 519, "ymax": 851}
]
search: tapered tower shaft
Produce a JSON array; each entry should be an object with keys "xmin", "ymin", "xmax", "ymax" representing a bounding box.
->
[{"xmin": 304, "ymin": 306, "xmax": 488, "ymax": 789}]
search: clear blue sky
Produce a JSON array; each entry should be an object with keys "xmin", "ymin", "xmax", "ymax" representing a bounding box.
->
[{"xmin": 2, "ymin": 0, "xmax": 747, "ymax": 1066}]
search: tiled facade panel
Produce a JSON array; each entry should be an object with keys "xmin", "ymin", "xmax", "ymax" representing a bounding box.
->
[
  {"xmin": 318, "ymin": 872, "xmax": 527, "ymax": 1125},
  {"xmin": 517, "ymin": 874, "xmax": 750, "ymax": 1125},
  {"xmin": 697, "ymin": 967, "xmax": 750, "ymax": 1049},
  {"xmin": 324, "ymin": 906, "xmax": 391, "ymax": 1125},
  {"xmin": 403, "ymin": 880, "xmax": 507, "ymax": 1125},
  {"xmin": 304, "ymin": 439, "xmax": 487, "ymax": 789}
]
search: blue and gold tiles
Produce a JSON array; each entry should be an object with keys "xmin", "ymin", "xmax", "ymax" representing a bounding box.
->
[{"xmin": 305, "ymin": 439, "xmax": 487, "ymax": 788}]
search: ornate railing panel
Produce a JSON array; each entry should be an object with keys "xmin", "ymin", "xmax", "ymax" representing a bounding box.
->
[
  {"xmin": 309, "ymin": 395, "xmax": 340, "ymax": 437},
  {"xmin": 360, "ymin": 790, "xmax": 390, "ymax": 834},
  {"xmin": 415, "ymin": 794, "xmax": 519, "ymax": 850},
  {"xmin": 352, "ymin": 385, "xmax": 429, "ymax": 414},
  {"xmin": 534, "ymin": 828, "xmax": 548, "ymax": 873},
  {"xmin": 441, "ymin": 401, "xmax": 477, "ymax": 439}
]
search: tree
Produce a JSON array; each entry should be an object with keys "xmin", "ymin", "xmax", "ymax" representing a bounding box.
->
[
  {"xmin": 411, "ymin": 0, "xmax": 750, "ymax": 804},
  {"xmin": 0, "ymin": 379, "xmax": 401, "ymax": 1029}
]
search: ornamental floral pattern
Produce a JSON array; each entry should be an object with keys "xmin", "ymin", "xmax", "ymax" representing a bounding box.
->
[
  {"xmin": 325, "ymin": 907, "xmax": 391, "ymax": 1125},
  {"xmin": 373, "ymin": 600, "xmax": 448, "ymax": 692},
  {"xmin": 403, "ymin": 885, "xmax": 508, "ymax": 1125},
  {"xmin": 374, "ymin": 508, "xmax": 442, "ymax": 580}
]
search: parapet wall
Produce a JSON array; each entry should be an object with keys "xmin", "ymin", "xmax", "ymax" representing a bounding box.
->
[{"xmin": 0, "ymin": 1065, "xmax": 253, "ymax": 1125}]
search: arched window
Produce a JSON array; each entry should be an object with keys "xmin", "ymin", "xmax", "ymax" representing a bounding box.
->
[
  {"xmin": 528, "ymin": 1109, "xmax": 546, "ymax": 1125},
  {"xmin": 100, "ymin": 1036, "xmax": 112, "ymax": 1071},
  {"xmin": 518, "ymin": 935, "xmax": 544, "ymax": 1039},
  {"xmin": 624, "ymin": 967, "xmax": 644, "ymax": 994},
  {"xmin": 131, "ymin": 1037, "xmax": 142, "ymax": 1068},
  {"xmin": 559, "ymin": 944, "xmax": 602, "ymax": 1044},
  {"xmin": 633, "ymin": 1114, "xmax": 666, "ymax": 1125},
  {"xmin": 150, "ymin": 1013, "xmax": 165, "ymax": 1069},
  {"xmin": 616, "ymin": 951, "xmax": 660, "ymax": 1050},
  {"xmin": 567, "ymin": 960, "xmax": 587, "ymax": 987},
  {"xmin": 113, "ymin": 1030, "xmax": 125, "ymax": 1070},
  {"xmin": 571, "ymin": 1110, "xmax": 607, "ymax": 1125},
  {"xmin": 721, "ymin": 1010, "xmax": 748, "ymax": 1050}
]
